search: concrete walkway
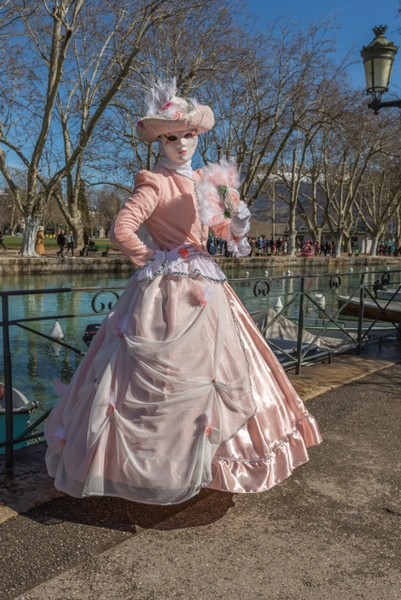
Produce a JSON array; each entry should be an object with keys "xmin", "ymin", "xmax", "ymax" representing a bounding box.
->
[{"xmin": 0, "ymin": 338, "xmax": 400, "ymax": 599}]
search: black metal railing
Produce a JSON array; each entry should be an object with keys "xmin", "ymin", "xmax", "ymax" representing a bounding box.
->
[
  {"xmin": 231, "ymin": 267, "xmax": 401, "ymax": 372},
  {"xmin": 0, "ymin": 285, "xmax": 124, "ymax": 474}
]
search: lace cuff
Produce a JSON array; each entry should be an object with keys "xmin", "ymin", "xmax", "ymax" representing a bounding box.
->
[{"xmin": 228, "ymin": 237, "xmax": 251, "ymax": 257}]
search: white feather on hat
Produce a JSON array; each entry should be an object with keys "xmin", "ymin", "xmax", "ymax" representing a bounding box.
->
[{"xmin": 136, "ymin": 78, "xmax": 215, "ymax": 143}]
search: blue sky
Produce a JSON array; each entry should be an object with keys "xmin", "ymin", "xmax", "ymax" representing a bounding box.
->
[{"xmin": 244, "ymin": 0, "xmax": 401, "ymax": 93}]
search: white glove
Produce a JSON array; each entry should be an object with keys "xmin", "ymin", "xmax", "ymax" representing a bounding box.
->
[{"xmin": 231, "ymin": 201, "xmax": 251, "ymax": 238}]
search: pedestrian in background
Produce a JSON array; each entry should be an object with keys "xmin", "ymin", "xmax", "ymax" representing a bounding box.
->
[
  {"xmin": 0, "ymin": 230, "xmax": 6, "ymax": 251},
  {"xmin": 65, "ymin": 231, "xmax": 76, "ymax": 256},
  {"xmin": 56, "ymin": 229, "xmax": 66, "ymax": 257}
]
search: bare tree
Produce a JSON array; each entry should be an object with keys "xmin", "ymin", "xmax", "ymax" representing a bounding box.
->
[
  {"xmin": 291, "ymin": 93, "xmax": 397, "ymax": 257},
  {"xmin": 355, "ymin": 155, "xmax": 401, "ymax": 255},
  {"xmin": 248, "ymin": 34, "xmax": 350, "ymax": 254},
  {"xmin": 393, "ymin": 204, "xmax": 401, "ymax": 251},
  {"xmin": 93, "ymin": 0, "xmax": 255, "ymax": 186},
  {"xmin": 88, "ymin": 187, "xmax": 126, "ymax": 235},
  {"xmin": 90, "ymin": 15, "xmax": 349, "ymax": 254},
  {"xmin": 0, "ymin": 0, "xmax": 208, "ymax": 256},
  {"xmin": 3, "ymin": 1, "xmax": 398, "ymax": 260}
]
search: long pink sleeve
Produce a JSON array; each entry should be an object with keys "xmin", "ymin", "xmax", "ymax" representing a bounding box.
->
[{"xmin": 110, "ymin": 172, "xmax": 160, "ymax": 268}]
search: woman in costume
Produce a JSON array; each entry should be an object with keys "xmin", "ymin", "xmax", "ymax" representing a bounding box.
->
[
  {"xmin": 35, "ymin": 226, "xmax": 46, "ymax": 256},
  {"xmin": 45, "ymin": 80, "xmax": 321, "ymax": 505}
]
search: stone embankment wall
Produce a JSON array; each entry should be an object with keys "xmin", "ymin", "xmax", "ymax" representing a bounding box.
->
[
  {"xmin": 0, "ymin": 254, "xmax": 401, "ymax": 276},
  {"xmin": 0, "ymin": 255, "xmax": 133, "ymax": 276}
]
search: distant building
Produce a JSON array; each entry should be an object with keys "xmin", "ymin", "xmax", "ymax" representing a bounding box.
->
[{"xmin": 249, "ymin": 218, "xmax": 288, "ymax": 239}]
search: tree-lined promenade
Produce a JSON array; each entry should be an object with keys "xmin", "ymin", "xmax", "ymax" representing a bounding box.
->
[{"xmin": 1, "ymin": 1, "xmax": 401, "ymax": 259}]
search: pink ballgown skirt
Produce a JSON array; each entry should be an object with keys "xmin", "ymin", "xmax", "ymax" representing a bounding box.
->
[{"xmin": 45, "ymin": 252, "xmax": 321, "ymax": 505}]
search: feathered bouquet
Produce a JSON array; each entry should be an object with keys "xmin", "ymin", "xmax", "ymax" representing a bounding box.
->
[
  {"xmin": 196, "ymin": 159, "xmax": 241, "ymax": 227},
  {"xmin": 196, "ymin": 159, "xmax": 251, "ymax": 257}
]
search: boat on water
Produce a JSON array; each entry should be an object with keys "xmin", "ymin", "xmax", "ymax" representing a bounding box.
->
[
  {"xmin": 250, "ymin": 306, "xmax": 399, "ymax": 369},
  {"xmin": 375, "ymin": 287, "xmax": 401, "ymax": 302},
  {"xmin": 301, "ymin": 316, "xmax": 396, "ymax": 340},
  {"xmin": 83, "ymin": 323, "xmax": 101, "ymax": 347},
  {"xmin": 250, "ymin": 308, "xmax": 351, "ymax": 368},
  {"xmin": 0, "ymin": 383, "xmax": 39, "ymax": 454},
  {"xmin": 338, "ymin": 295, "xmax": 401, "ymax": 322}
]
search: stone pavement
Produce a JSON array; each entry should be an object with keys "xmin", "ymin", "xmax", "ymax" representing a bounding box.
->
[{"xmin": 0, "ymin": 338, "xmax": 400, "ymax": 599}]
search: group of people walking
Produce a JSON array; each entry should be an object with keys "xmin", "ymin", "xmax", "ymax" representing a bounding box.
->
[
  {"xmin": 250, "ymin": 236, "xmax": 289, "ymax": 256},
  {"xmin": 32, "ymin": 228, "xmax": 76, "ymax": 257},
  {"xmin": 0, "ymin": 228, "xmax": 77, "ymax": 256},
  {"xmin": 56, "ymin": 229, "xmax": 76, "ymax": 257},
  {"xmin": 1, "ymin": 227, "xmax": 93, "ymax": 257}
]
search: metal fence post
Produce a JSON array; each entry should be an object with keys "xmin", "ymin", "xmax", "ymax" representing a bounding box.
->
[
  {"xmin": 357, "ymin": 272, "xmax": 366, "ymax": 353},
  {"xmin": 295, "ymin": 277, "xmax": 305, "ymax": 375},
  {"xmin": 1, "ymin": 293, "xmax": 14, "ymax": 475}
]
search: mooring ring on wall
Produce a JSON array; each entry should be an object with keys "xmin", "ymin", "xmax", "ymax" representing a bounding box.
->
[
  {"xmin": 91, "ymin": 290, "xmax": 120, "ymax": 313},
  {"xmin": 381, "ymin": 272, "xmax": 391, "ymax": 286},
  {"xmin": 329, "ymin": 275, "xmax": 342, "ymax": 289},
  {"xmin": 253, "ymin": 280, "xmax": 270, "ymax": 297}
]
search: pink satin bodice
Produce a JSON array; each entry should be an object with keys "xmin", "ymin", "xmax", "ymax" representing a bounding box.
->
[{"xmin": 110, "ymin": 167, "xmax": 231, "ymax": 267}]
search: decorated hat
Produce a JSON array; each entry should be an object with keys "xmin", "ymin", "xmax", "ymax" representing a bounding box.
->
[{"xmin": 136, "ymin": 78, "xmax": 215, "ymax": 143}]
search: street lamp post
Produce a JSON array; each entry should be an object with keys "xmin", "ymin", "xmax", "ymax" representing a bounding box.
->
[
  {"xmin": 361, "ymin": 25, "xmax": 401, "ymax": 114},
  {"xmin": 89, "ymin": 210, "xmax": 95, "ymax": 237}
]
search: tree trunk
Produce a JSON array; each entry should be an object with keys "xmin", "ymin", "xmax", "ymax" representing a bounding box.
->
[
  {"xmin": 71, "ymin": 219, "xmax": 84, "ymax": 254},
  {"xmin": 288, "ymin": 231, "xmax": 298, "ymax": 257},
  {"xmin": 287, "ymin": 200, "xmax": 298, "ymax": 256},
  {"xmin": 343, "ymin": 233, "xmax": 352, "ymax": 255},
  {"xmin": 334, "ymin": 233, "xmax": 343, "ymax": 258},
  {"xmin": 21, "ymin": 214, "xmax": 41, "ymax": 257},
  {"xmin": 370, "ymin": 235, "xmax": 379, "ymax": 257}
]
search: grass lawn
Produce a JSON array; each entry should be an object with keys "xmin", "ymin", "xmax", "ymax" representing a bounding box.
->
[{"xmin": 2, "ymin": 236, "xmax": 112, "ymax": 253}]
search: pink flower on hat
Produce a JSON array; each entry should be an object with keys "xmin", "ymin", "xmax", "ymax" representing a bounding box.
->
[
  {"xmin": 161, "ymin": 102, "xmax": 174, "ymax": 111},
  {"xmin": 173, "ymin": 111, "xmax": 185, "ymax": 120}
]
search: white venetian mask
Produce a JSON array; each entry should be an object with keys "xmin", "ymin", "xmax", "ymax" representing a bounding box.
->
[{"xmin": 160, "ymin": 130, "xmax": 198, "ymax": 165}]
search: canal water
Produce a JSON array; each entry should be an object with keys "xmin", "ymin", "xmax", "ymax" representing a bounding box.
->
[{"xmin": 0, "ymin": 262, "xmax": 395, "ymax": 416}]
